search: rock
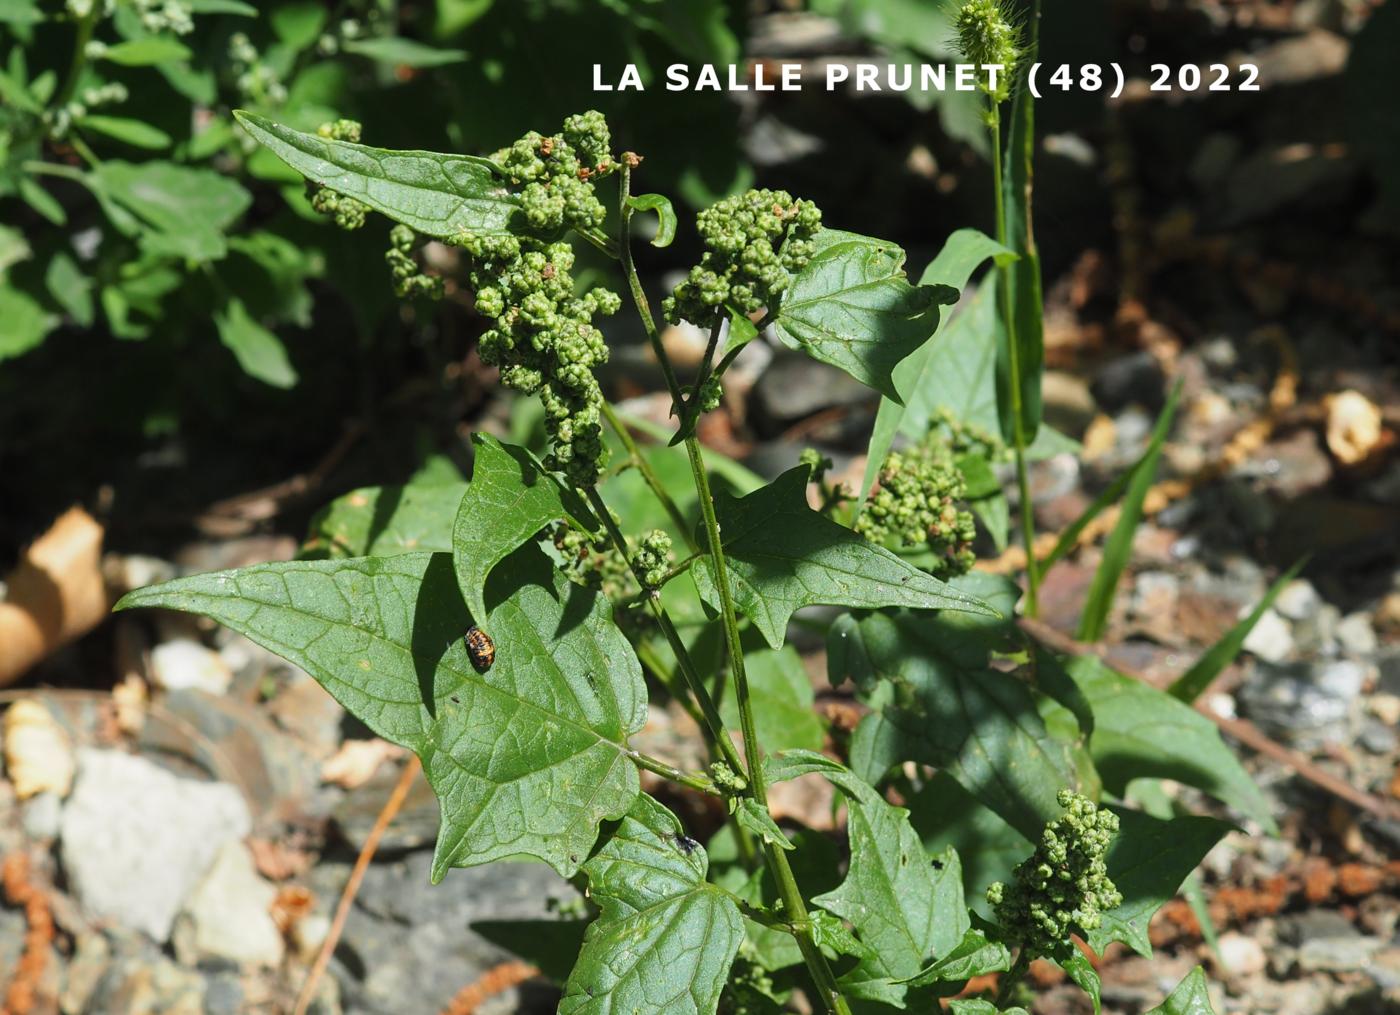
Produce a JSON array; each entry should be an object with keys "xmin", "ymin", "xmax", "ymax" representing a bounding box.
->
[
  {"xmin": 1315, "ymin": 659, "xmax": 1367, "ymax": 699},
  {"xmin": 1325, "ymin": 389, "xmax": 1385, "ymax": 466},
  {"xmin": 1243, "ymin": 608, "xmax": 1294, "ymax": 663},
  {"xmin": 176, "ymin": 840, "xmax": 284, "ymax": 967},
  {"xmin": 1280, "ymin": 908, "xmax": 1359, "ymax": 946},
  {"xmin": 751, "ymin": 351, "xmax": 870, "ymax": 428},
  {"xmin": 59, "ymin": 749, "xmax": 250, "ymax": 941},
  {"xmin": 1275, "ymin": 579, "xmax": 1323, "ymax": 622},
  {"xmin": 20, "ymin": 790, "xmax": 62, "ymax": 840},
  {"xmin": 1091, "ymin": 351, "xmax": 1165, "ymax": 412},
  {"xmin": 150, "ymin": 639, "xmax": 233, "ymax": 695},
  {"xmin": 2, "ymin": 698, "xmax": 76, "ymax": 799},
  {"xmin": 1041, "ymin": 370, "xmax": 1096, "ymax": 434},
  {"xmin": 202, "ymin": 972, "xmax": 245, "ymax": 1015},
  {"xmin": 1237, "ymin": 661, "xmax": 1357, "ymax": 749},
  {"xmin": 1293, "ymin": 603, "xmax": 1341, "ymax": 658},
  {"xmin": 1223, "ymin": 143, "xmax": 1360, "ymax": 227},
  {"xmin": 1359, "ymin": 720, "xmax": 1397, "ymax": 755},
  {"xmin": 1337, "ymin": 612, "xmax": 1379, "ymax": 656},
  {"xmin": 328, "ymin": 852, "xmax": 575, "ymax": 1015},
  {"xmin": 86, "ymin": 949, "xmax": 206, "ymax": 1014},
  {"xmin": 60, "ymin": 932, "xmax": 111, "ymax": 1015},
  {"xmin": 1216, "ymin": 930, "xmax": 1267, "ymax": 976},
  {"xmin": 332, "ymin": 762, "xmax": 439, "ymax": 853},
  {"xmin": 267, "ymin": 672, "xmax": 346, "ymax": 760},
  {"xmin": 1373, "ymin": 947, "xmax": 1400, "ymax": 990},
  {"xmin": 1298, "ymin": 934, "xmax": 1383, "ymax": 973}
]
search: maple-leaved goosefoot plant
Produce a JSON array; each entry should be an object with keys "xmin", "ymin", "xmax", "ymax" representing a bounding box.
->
[{"xmin": 118, "ymin": 47, "xmax": 1266, "ymax": 1012}]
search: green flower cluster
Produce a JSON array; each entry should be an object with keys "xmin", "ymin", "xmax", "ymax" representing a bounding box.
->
[
  {"xmin": 133, "ymin": 0, "xmax": 193, "ymax": 35},
  {"xmin": 307, "ymin": 120, "xmax": 368, "ymax": 230},
  {"xmin": 956, "ymin": 0, "xmax": 1021, "ymax": 102},
  {"xmin": 632, "ymin": 530, "xmax": 673, "ymax": 590},
  {"xmin": 663, "ymin": 189, "xmax": 822, "ymax": 328},
  {"xmin": 385, "ymin": 224, "xmax": 442, "ymax": 300},
  {"xmin": 456, "ymin": 113, "xmax": 621, "ymax": 485},
  {"xmin": 987, "ymin": 791, "xmax": 1123, "ymax": 964},
  {"xmin": 490, "ymin": 109, "xmax": 615, "ymax": 233},
  {"xmin": 933, "ymin": 406, "xmax": 1007, "ymax": 461},
  {"xmin": 551, "ymin": 521, "xmax": 631, "ymax": 600},
  {"xmin": 855, "ymin": 440, "xmax": 976, "ymax": 579}
]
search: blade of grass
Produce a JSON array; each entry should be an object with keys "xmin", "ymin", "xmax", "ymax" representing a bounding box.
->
[
  {"xmin": 1076, "ymin": 380, "xmax": 1182, "ymax": 642},
  {"xmin": 1167, "ymin": 557, "xmax": 1308, "ymax": 703}
]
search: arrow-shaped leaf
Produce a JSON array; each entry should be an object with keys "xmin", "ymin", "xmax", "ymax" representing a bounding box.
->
[
  {"xmin": 453, "ymin": 433, "xmax": 597, "ymax": 624},
  {"xmin": 692, "ymin": 467, "xmax": 995, "ymax": 649},
  {"xmin": 116, "ymin": 544, "xmax": 645, "ymax": 880},
  {"xmin": 773, "ymin": 229, "xmax": 957, "ymax": 402},
  {"xmin": 561, "ymin": 794, "xmax": 743, "ymax": 1014}
]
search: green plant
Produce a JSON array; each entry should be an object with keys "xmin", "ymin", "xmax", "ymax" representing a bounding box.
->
[{"xmin": 114, "ymin": 26, "xmax": 1269, "ymax": 1012}]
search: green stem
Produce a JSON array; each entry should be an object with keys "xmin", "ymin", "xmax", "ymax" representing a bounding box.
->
[
  {"xmin": 675, "ymin": 315, "xmax": 724, "ymax": 438},
  {"xmin": 629, "ymin": 751, "xmax": 719, "ymax": 796},
  {"xmin": 600, "ymin": 399, "xmax": 696, "ymax": 551},
  {"xmin": 685, "ymin": 436, "xmax": 851, "ymax": 1015},
  {"xmin": 618, "ymin": 164, "xmax": 684, "ymax": 416},
  {"xmin": 989, "ymin": 101, "xmax": 1040, "ymax": 618},
  {"xmin": 52, "ymin": 6, "xmax": 99, "ymax": 116},
  {"xmin": 996, "ymin": 951, "xmax": 1031, "ymax": 1006},
  {"xmin": 584, "ymin": 486, "xmax": 746, "ymax": 778}
]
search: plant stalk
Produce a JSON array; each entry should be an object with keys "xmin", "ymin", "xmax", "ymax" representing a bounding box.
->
[
  {"xmin": 989, "ymin": 101, "xmax": 1041, "ymax": 618},
  {"xmin": 684, "ymin": 436, "xmax": 851, "ymax": 1015},
  {"xmin": 599, "ymin": 399, "xmax": 696, "ymax": 550},
  {"xmin": 618, "ymin": 164, "xmax": 685, "ymax": 416},
  {"xmin": 629, "ymin": 751, "xmax": 718, "ymax": 796}
]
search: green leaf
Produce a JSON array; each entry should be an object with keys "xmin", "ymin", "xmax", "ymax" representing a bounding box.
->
[
  {"xmin": 302, "ymin": 483, "xmax": 468, "ymax": 559},
  {"xmin": 233, "ymin": 111, "xmax": 520, "ymax": 241},
  {"xmin": 1145, "ymin": 966, "xmax": 1217, "ymax": 1015},
  {"xmin": 214, "ymin": 298, "xmax": 297, "ymax": 387},
  {"xmin": 1066, "ymin": 655, "xmax": 1275, "ymax": 834},
  {"xmin": 812, "ymin": 780, "xmax": 969, "ymax": 996},
  {"xmin": 718, "ymin": 643, "xmax": 824, "ymax": 753},
  {"xmin": 772, "ymin": 229, "xmax": 957, "ymax": 402},
  {"xmin": 343, "ymin": 36, "xmax": 469, "ymax": 67},
  {"xmin": 189, "ymin": 0, "xmax": 258, "ymax": 14},
  {"xmin": 829, "ymin": 591, "xmax": 1079, "ymax": 840},
  {"xmin": 561, "ymin": 794, "xmax": 743, "ymax": 1014},
  {"xmin": 692, "ymin": 467, "xmax": 995, "ymax": 648},
  {"xmin": 453, "ymin": 433, "xmax": 597, "ymax": 626},
  {"xmin": 625, "ymin": 192, "xmax": 677, "ymax": 248},
  {"xmin": 116, "ymin": 545, "xmax": 647, "ymax": 880},
  {"xmin": 100, "ymin": 36, "xmax": 193, "ymax": 66},
  {"xmin": 735, "ymin": 797, "xmax": 794, "ymax": 850},
  {"xmin": 1167, "ymin": 558, "xmax": 1306, "ymax": 703},
  {"xmin": 1062, "ymin": 952, "xmax": 1101, "ymax": 1015},
  {"xmin": 996, "ymin": 10, "xmax": 1044, "ymax": 445},
  {"xmin": 859, "ymin": 229, "xmax": 1011, "ymax": 511},
  {"xmin": 1087, "ymin": 809, "xmax": 1231, "ymax": 958},
  {"xmin": 907, "ymin": 772, "xmax": 1031, "ymax": 920},
  {"xmin": 1076, "ymin": 381, "xmax": 1182, "ymax": 642},
  {"xmin": 19, "ymin": 177, "xmax": 66, "ymax": 225},
  {"xmin": 0, "ymin": 1, "xmax": 44, "ymax": 27},
  {"xmin": 79, "ymin": 114, "xmax": 172, "ymax": 149},
  {"xmin": 0, "ymin": 284, "xmax": 56, "ymax": 360},
  {"xmin": 900, "ymin": 927, "xmax": 1011, "ymax": 988},
  {"xmin": 94, "ymin": 160, "xmax": 251, "ymax": 261},
  {"xmin": 44, "ymin": 252, "xmax": 94, "ymax": 327},
  {"xmin": 269, "ymin": 1, "xmax": 327, "ymax": 50}
]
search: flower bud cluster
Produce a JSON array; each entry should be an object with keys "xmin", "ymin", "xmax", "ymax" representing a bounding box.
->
[
  {"xmin": 956, "ymin": 0, "xmax": 1020, "ymax": 103},
  {"xmin": 307, "ymin": 119, "xmax": 370, "ymax": 230},
  {"xmin": 987, "ymin": 791, "xmax": 1123, "ymax": 964},
  {"xmin": 663, "ymin": 189, "xmax": 822, "ymax": 328},
  {"xmin": 855, "ymin": 440, "xmax": 976, "ymax": 579},
  {"xmin": 551, "ymin": 520, "xmax": 637, "ymax": 601},
  {"xmin": 489, "ymin": 109, "xmax": 615, "ymax": 234},
  {"xmin": 385, "ymin": 224, "xmax": 443, "ymax": 300},
  {"xmin": 133, "ymin": 0, "xmax": 193, "ymax": 35},
  {"xmin": 229, "ymin": 32, "xmax": 288, "ymax": 106},
  {"xmin": 454, "ymin": 113, "xmax": 621, "ymax": 485},
  {"xmin": 632, "ymin": 530, "xmax": 673, "ymax": 590}
]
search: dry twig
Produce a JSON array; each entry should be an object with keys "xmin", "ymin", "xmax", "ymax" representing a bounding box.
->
[
  {"xmin": 2, "ymin": 852, "xmax": 54, "ymax": 1015},
  {"xmin": 438, "ymin": 960, "xmax": 542, "ymax": 1015},
  {"xmin": 292, "ymin": 755, "xmax": 422, "ymax": 1015}
]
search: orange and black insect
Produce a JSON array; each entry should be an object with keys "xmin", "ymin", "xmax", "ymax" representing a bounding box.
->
[{"xmin": 464, "ymin": 625, "xmax": 495, "ymax": 673}]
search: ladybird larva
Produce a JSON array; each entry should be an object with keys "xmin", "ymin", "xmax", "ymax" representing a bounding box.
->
[{"xmin": 464, "ymin": 625, "xmax": 495, "ymax": 672}]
